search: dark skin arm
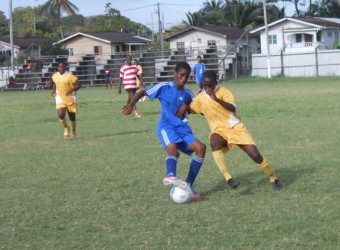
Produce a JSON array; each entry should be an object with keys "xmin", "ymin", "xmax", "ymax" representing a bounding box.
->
[
  {"xmin": 66, "ymin": 81, "xmax": 81, "ymax": 96},
  {"xmin": 207, "ymin": 88, "xmax": 236, "ymax": 113},
  {"xmin": 122, "ymin": 90, "xmax": 147, "ymax": 115}
]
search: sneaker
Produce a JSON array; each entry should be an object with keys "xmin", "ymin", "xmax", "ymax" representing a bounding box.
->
[
  {"xmin": 163, "ymin": 176, "xmax": 188, "ymax": 188},
  {"xmin": 272, "ymin": 179, "xmax": 283, "ymax": 191},
  {"xmin": 134, "ymin": 110, "xmax": 141, "ymax": 118},
  {"xmin": 188, "ymin": 184, "xmax": 200, "ymax": 199},
  {"xmin": 63, "ymin": 127, "xmax": 69, "ymax": 139},
  {"xmin": 227, "ymin": 178, "xmax": 240, "ymax": 189}
]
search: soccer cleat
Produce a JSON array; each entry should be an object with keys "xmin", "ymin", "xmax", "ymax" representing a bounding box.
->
[
  {"xmin": 63, "ymin": 127, "xmax": 70, "ymax": 139},
  {"xmin": 134, "ymin": 110, "xmax": 141, "ymax": 118},
  {"xmin": 163, "ymin": 176, "xmax": 188, "ymax": 188},
  {"xmin": 227, "ymin": 178, "xmax": 240, "ymax": 189},
  {"xmin": 272, "ymin": 179, "xmax": 283, "ymax": 191},
  {"xmin": 188, "ymin": 184, "xmax": 200, "ymax": 199}
]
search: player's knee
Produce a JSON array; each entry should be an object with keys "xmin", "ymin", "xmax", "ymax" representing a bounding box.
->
[
  {"xmin": 252, "ymin": 152, "xmax": 263, "ymax": 164},
  {"xmin": 195, "ymin": 142, "xmax": 206, "ymax": 157}
]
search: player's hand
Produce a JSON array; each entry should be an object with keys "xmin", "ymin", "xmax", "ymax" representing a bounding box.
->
[
  {"xmin": 176, "ymin": 104, "xmax": 188, "ymax": 119},
  {"xmin": 122, "ymin": 104, "xmax": 133, "ymax": 115}
]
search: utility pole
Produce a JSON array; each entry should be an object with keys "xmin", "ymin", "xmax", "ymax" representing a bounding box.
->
[
  {"xmin": 9, "ymin": 0, "xmax": 14, "ymax": 71},
  {"xmin": 157, "ymin": 3, "xmax": 163, "ymax": 58},
  {"xmin": 151, "ymin": 13, "xmax": 154, "ymax": 41},
  {"xmin": 262, "ymin": 0, "xmax": 271, "ymax": 78}
]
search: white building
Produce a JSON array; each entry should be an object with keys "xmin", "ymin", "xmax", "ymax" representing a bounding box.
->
[
  {"xmin": 164, "ymin": 25, "xmax": 259, "ymax": 54},
  {"xmin": 250, "ymin": 17, "xmax": 340, "ymax": 54}
]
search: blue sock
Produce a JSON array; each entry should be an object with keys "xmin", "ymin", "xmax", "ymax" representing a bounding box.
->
[
  {"xmin": 186, "ymin": 155, "xmax": 204, "ymax": 186},
  {"xmin": 165, "ymin": 156, "xmax": 178, "ymax": 177}
]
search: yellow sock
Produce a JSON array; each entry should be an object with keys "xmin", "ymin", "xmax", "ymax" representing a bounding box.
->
[
  {"xmin": 259, "ymin": 158, "xmax": 277, "ymax": 182},
  {"xmin": 59, "ymin": 118, "xmax": 68, "ymax": 128},
  {"xmin": 212, "ymin": 150, "xmax": 233, "ymax": 181},
  {"xmin": 71, "ymin": 120, "xmax": 76, "ymax": 133}
]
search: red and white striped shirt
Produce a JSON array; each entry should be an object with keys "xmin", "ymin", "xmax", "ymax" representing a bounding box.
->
[{"xmin": 120, "ymin": 64, "xmax": 140, "ymax": 89}]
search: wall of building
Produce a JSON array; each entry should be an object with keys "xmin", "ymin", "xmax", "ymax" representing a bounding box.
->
[
  {"xmin": 63, "ymin": 36, "xmax": 112, "ymax": 64},
  {"xmin": 168, "ymin": 30, "xmax": 226, "ymax": 50}
]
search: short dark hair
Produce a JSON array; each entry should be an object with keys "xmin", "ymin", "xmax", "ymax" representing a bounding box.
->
[
  {"xmin": 197, "ymin": 56, "xmax": 202, "ymax": 59},
  {"xmin": 58, "ymin": 61, "xmax": 67, "ymax": 67},
  {"xmin": 203, "ymin": 71, "xmax": 218, "ymax": 84},
  {"xmin": 175, "ymin": 61, "xmax": 191, "ymax": 74}
]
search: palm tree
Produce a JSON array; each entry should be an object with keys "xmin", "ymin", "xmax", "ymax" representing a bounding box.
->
[
  {"xmin": 43, "ymin": 0, "xmax": 79, "ymax": 38},
  {"xmin": 184, "ymin": 11, "xmax": 206, "ymax": 26}
]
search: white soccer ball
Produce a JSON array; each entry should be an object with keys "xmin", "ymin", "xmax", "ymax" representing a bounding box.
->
[{"xmin": 169, "ymin": 186, "xmax": 192, "ymax": 204}]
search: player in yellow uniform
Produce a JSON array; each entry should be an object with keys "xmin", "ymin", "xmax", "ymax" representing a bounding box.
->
[
  {"xmin": 134, "ymin": 59, "xmax": 146, "ymax": 102},
  {"xmin": 51, "ymin": 62, "xmax": 81, "ymax": 139},
  {"xmin": 183, "ymin": 71, "xmax": 282, "ymax": 191}
]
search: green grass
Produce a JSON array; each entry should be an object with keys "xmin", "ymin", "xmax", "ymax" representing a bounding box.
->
[{"xmin": 0, "ymin": 77, "xmax": 339, "ymax": 249}]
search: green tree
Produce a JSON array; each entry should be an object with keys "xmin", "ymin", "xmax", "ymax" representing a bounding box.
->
[
  {"xmin": 184, "ymin": 11, "xmax": 206, "ymax": 26},
  {"xmin": 42, "ymin": 0, "xmax": 79, "ymax": 39},
  {"xmin": 0, "ymin": 11, "xmax": 9, "ymax": 36}
]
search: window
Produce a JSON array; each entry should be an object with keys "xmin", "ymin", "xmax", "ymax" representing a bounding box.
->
[
  {"xmin": 230, "ymin": 39, "xmax": 236, "ymax": 45},
  {"xmin": 176, "ymin": 42, "xmax": 185, "ymax": 50},
  {"xmin": 116, "ymin": 45, "xmax": 120, "ymax": 52},
  {"xmin": 296, "ymin": 34, "xmax": 302, "ymax": 43},
  {"xmin": 268, "ymin": 35, "xmax": 277, "ymax": 45},
  {"xmin": 208, "ymin": 40, "xmax": 216, "ymax": 46},
  {"xmin": 197, "ymin": 38, "xmax": 202, "ymax": 43},
  {"xmin": 335, "ymin": 32, "xmax": 339, "ymax": 38},
  {"xmin": 328, "ymin": 31, "xmax": 332, "ymax": 38},
  {"xmin": 94, "ymin": 46, "xmax": 102, "ymax": 55},
  {"xmin": 68, "ymin": 48, "xmax": 74, "ymax": 56}
]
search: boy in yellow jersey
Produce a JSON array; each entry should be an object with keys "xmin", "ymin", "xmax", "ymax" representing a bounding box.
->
[
  {"xmin": 134, "ymin": 59, "xmax": 146, "ymax": 101},
  {"xmin": 182, "ymin": 71, "xmax": 282, "ymax": 191},
  {"xmin": 51, "ymin": 62, "xmax": 81, "ymax": 139}
]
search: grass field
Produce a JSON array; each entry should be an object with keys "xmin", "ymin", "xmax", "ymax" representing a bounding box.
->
[{"xmin": 1, "ymin": 77, "xmax": 339, "ymax": 249}]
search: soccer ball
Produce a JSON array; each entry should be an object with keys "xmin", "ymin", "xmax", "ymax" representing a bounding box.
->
[{"xmin": 169, "ymin": 186, "xmax": 192, "ymax": 204}]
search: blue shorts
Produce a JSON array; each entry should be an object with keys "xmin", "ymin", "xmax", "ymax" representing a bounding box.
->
[
  {"xmin": 196, "ymin": 76, "xmax": 203, "ymax": 84},
  {"xmin": 157, "ymin": 125, "xmax": 197, "ymax": 155},
  {"xmin": 105, "ymin": 77, "xmax": 111, "ymax": 83}
]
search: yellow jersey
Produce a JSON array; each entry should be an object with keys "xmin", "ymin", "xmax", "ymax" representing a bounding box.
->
[
  {"xmin": 52, "ymin": 71, "xmax": 78, "ymax": 106},
  {"xmin": 136, "ymin": 65, "xmax": 143, "ymax": 88},
  {"xmin": 190, "ymin": 86, "xmax": 241, "ymax": 132}
]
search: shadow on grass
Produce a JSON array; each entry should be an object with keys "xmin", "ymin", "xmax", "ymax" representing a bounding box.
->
[
  {"xmin": 197, "ymin": 167, "xmax": 314, "ymax": 201},
  {"xmin": 91, "ymin": 129, "xmax": 153, "ymax": 138}
]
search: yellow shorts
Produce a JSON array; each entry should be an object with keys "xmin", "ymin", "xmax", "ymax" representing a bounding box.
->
[
  {"xmin": 56, "ymin": 103, "xmax": 78, "ymax": 113},
  {"xmin": 209, "ymin": 122, "xmax": 255, "ymax": 153}
]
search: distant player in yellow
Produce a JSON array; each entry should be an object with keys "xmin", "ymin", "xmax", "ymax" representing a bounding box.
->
[
  {"xmin": 183, "ymin": 71, "xmax": 282, "ymax": 191},
  {"xmin": 134, "ymin": 59, "xmax": 146, "ymax": 101},
  {"xmin": 51, "ymin": 62, "xmax": 81, "ymax": 139}
]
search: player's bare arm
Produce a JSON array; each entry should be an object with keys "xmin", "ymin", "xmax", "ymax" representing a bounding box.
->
[
  {"xmin": 51, "ymin": 82, "xmax": 56, "ymax": 97},
  {"xmin": 176, "ymin": 104, "xmax": 189, "ymax": 119},
  {"xmin": 122, "ymin": 90, "xmax": 147, "ymax": 115},
  {"xmin": 206, "ymin": 88, "xmax": 235, "ymax": 112},
  {"xmin": 118, "ymin": 78, "xmax": 122, "ymax": 94}
]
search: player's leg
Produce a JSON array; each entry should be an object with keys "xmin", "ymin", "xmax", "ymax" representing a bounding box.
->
[
  {"xmin": 68, "ymin": 111, "xmax": 76, "ymax": 140},
  {"xmin": 158, "ymin": 128, "xmax": 187, "ymax": 188},
  {"xmin": 185, "ymin": 140, "xmax": 206, "ymax": 198},
  {"xmin": 210, "ymin": 133, "xmax": 240, "ymax": 189},
  {"xmin": 127, "ymin": 89, "xmax": 141, "ymax": 117},
  {"xmin": 57, "ymin": 107, "xmax": 69, "ymax": 139},
  {"xmin": 238, "ymin": 144, "xmax": 282, "ymax": 191}
]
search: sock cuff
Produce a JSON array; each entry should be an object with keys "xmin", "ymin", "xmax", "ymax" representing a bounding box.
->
[
  {"xmin": 259, "ymin": 158, "xmax": 269, "ymax": 168},
  {"xmin": 193, "ymin": 155, "xmax": 204, "ymax": 163},
  {"xmin": 212, "ymin": 150, "xmax": 224, "ymax": 157},
  {"xmin": 165, "ymin": 156, "xmax": 178, "ymax": 162}
]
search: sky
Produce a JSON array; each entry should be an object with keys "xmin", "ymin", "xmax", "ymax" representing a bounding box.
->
[
  {"xmin": 1, "ymin": 0, "xmax": 296, "ymax": 31},
  {"xmin": 1, "ymin": 0, "xmax": 205, "ymax": 31}
]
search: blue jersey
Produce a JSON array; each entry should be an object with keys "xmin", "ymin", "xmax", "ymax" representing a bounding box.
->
[
  {"xmin": 193, "ymin": 63, "xmax": 206, "ymax": 83},
  {"xmin": 145, "ymin": 82, "xmax": 194, "ymax": 128},
  {"xmin": 145, "ymin": 82, "xmax": 196, "ymax": 154}
]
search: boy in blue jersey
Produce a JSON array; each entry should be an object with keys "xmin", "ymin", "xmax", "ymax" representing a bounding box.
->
[
  {"xmin": 123, "ymin": 62, "xmax": 206, "ymax": 198},
  {"xmin": 192, "ymin": 56, "xmax": 206, "ymax": 94}
]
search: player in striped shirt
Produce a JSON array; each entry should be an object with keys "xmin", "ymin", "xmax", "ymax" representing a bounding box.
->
[{"xmin": 118, "ymin": 55, "xmax": 143, "ymax": 117}]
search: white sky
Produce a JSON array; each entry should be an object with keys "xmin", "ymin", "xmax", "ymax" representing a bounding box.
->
[{"xmin": 1, "ymin": 0, "xmax": 296, "ymax": 31}]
